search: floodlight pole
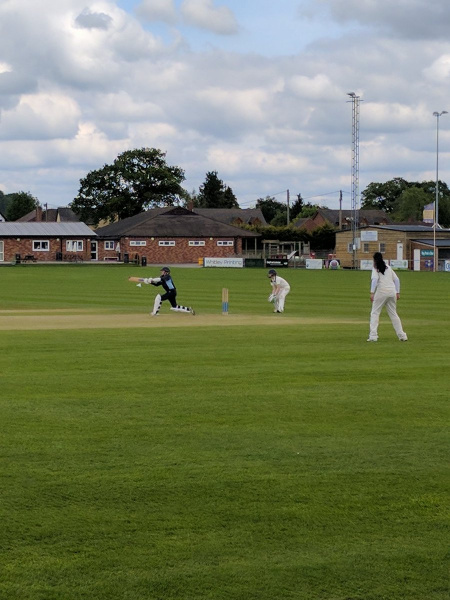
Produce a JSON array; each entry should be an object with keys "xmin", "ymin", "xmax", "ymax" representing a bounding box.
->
[
  {"xmin": 433, "ymin": 110, "xmax": 447, "ymax": 272},
  {"xmin": 348, "ymin": 92, "xmax": 361, "ymax": 269}
]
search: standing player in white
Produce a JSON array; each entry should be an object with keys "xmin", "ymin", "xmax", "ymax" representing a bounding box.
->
[
  {"xmin": 368, "ymin": 252, "xmax": 407, "ymax": 342},
  {"xmin": 267, "ymin": 269, "xmax": 290, "ymax": 313}
]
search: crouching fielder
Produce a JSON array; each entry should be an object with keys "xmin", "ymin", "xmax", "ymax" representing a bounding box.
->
[
  {"xmin": 267, "ymin": 269, "xmax": 290, "ymax": 313},
  {"xmin": 368, "ymin": 252, "xmax": 407, "ymax": 342},
  {"xmin": 129, "ymin": 267, "xmax": 195, "ymax": 316}
]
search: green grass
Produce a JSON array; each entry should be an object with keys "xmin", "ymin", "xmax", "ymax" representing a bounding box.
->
[{"xmin": 0, "ymin": 266, "xmax": 449, "ymax": 599}]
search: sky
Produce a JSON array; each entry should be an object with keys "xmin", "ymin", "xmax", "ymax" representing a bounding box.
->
[{"xmin": 1, "ymin": 0, "xmax": 450, "ymax": 212}]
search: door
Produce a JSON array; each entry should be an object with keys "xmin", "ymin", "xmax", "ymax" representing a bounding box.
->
[
  {"xmin": 0, "ymin": 241, "xmax": 3, "ymax": 262},
  {"xmin": 396, "ymin": 243, "xmax": 403, "ymax": 261},
  {"xmin": 90, "ymin": 240, "xmax": 98, "ymax": 261}
]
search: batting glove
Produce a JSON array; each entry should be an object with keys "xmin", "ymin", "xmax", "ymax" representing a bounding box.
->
[{"xmin": 268, "ymin": 294, "xmax": 275, "ymax": 303}]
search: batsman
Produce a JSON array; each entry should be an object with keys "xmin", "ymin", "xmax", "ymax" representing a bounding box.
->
[{"xmin": 129, "ymin": 267, "xmax": 195, "ymax": 316}]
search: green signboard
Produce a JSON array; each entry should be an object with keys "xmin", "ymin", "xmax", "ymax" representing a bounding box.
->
[{"xmin": 421, "ymin": 249, "xmax": 434, "ymax": 257}]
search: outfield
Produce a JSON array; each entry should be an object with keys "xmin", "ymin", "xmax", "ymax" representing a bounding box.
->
[{"xmin": 0, "ymin": 265, "xmax": 448, "ymax": 600}]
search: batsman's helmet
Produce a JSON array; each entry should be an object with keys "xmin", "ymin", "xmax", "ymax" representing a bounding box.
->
[
  {"xmin": 160, "ymin": 266, "xmax": 171, "ymax": 274},
  {"xmin": 268, "ymin": 269, "xmax": 277, "ymax": 277}
]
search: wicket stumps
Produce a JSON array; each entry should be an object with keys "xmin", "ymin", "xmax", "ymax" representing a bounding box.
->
[{"xmin": 222, "ymin": 288, "xmax": 229, "ymax": 315}]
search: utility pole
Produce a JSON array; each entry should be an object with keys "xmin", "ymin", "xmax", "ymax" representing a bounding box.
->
[{"xmin": 286, "ymin": 189, "xmax": 290, "ymax": 225}]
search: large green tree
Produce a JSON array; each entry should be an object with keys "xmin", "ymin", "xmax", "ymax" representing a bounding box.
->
[
  {"xmin": 289, "ymin": 194, "xmax": 304, "ymax": 221},
  {"xmin": 392, "ymin": 187, "xmax": 431, "ymax": 223},
  {"xmin": 0, "ymin": 191, "xmax": 7, "ymax": 217},
  {"xmin": 71, "ymin": 148, "xmax": 186, "ymax": 225},
  {"xmin": 361, "ymin": 178, "xmax": 411, "ymax": 214},
  {"xmin": 255, "ymin": 196, "xmax": 286, "ymax": 224},
  {"xmin": 195, "ymin": 171, "xmax": 239, "ymax": 208},
  {"xmin": 6, "ymin": 191, "xmax": 39, "ymax": 221},
  {"xmin": 361, "ymin": 177, "xmax": 450, "ymax": 226}
]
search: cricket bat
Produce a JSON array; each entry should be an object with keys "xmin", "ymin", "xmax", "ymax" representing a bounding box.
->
[{"xmin": 128, "ymin": 277, "xmax": 148, "ymax": 283}]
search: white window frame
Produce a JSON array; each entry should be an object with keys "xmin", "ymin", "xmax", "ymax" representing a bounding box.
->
[
  {"xmin": 379, "ymin": 242, "xmax": 386, "ymax": 253},
  {"xmin": 158, "ymin": 241, "xmax": 175, "ymax": 246},
  {"xmin": 188, "ymin": 240, "xmax": 205, "ymax": 246},
  {"xmin": 217, "ymin": 240, "xmax": 234, "ymax": 247},
  {"xmin": 130, "ymin": 240, "xmax": 147, "ymax": 247},
  {"xmin": 66, "ymin": 240, "xmax": 83, "ymax": 252},
  {"xmin": 104, "ymin": 241, "xmax": 115, "ymax": 250},
  {"xmin": 33, "ymin": 240, "xmax": 50, "ymax": 251},
  {"xmin": 363, "ymin": 243, "xmax": 370, "ymax": 253},
  {"xmin": 347, "ymin": 243, "xmax": 353, "ymax": 253}
]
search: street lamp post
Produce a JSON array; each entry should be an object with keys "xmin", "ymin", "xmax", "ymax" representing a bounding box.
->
[{"xmin": 433, "ymin": 110, "xmax": 447, "ymax": 272}]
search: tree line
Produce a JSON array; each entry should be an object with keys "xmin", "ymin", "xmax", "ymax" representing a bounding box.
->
[{"xmin": 2, "ymin": 148, "xmax": 449, "ymax": 229}]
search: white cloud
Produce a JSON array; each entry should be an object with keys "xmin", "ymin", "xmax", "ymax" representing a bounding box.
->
[
  {"xmin": 181, "ymin": 0, "xmax": 239, "ymax": 34},
  {"xmin": 424, "ymin": 54, "xmax": 450, "ymax": 83},
  {"xmin": 0, "ymin": 92, "xmax": 81, "ymax": 140},
  {"xmin": 136, "ymin": 0, "xmax": 178, "ymax": 24},
  {"xmin": 0, "ymin": 61, "xmax": 12, "ymax": 74},
  {"xmin": 301, "ymin": 0, "xmax": 450, "ymax": 40}
]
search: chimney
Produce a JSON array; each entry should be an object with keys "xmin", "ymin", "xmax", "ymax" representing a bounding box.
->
[{"xmin": 36, "ymin": 206, "xmax": 43, "ymax": 222}]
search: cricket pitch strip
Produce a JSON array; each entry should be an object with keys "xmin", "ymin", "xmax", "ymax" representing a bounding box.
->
[{"xmin": 0, "ymin": 311, "xmax": 365, "ymax": 331}]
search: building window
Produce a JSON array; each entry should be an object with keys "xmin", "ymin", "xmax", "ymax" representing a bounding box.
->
[
  {"xmin": 33, "ymin": 240, "xmax": 49, "ymax": 251},
  {"xmin": 379, "ymin": 242, "xmax": 386, "ymax": 253},
  {"xmin": 158, "ymin": 241, "xmax": 175, "ymax": 246},
  {"xmin": 217, "ymin": 240, "xmax": 233, "ymax": 247},
  {"xmin": 66, "ymin": 240, "xmax": 83, "ymax": 252},
  {"xmin": 104, "ymin": 241, "xmax": 115, "ymax": 250},
  {"xmin": 189, "ymin": 241, "xmax": 205, "ymax": 246},
  {"xmin": 347, "ymin": 243, "xmax": 353, "ymax": 253},
  {"xmin": 130, "ymin": 240, "xmax": 147, "ymax": 247},
  {"xmin": 363, "ymin": 243, "xmax": 370, "ymax": 253}
]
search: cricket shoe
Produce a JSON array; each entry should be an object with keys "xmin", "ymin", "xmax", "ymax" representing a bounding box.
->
[
  {"xmin": 366, "ymin": 338, "xmax": 377, "ymax": 342},
  {"xmin": 399, "ymin": 336, "xmax": 408, "ymax": 341},
  {"xmin": 190, "ymin": 308, "xmax": 196, "ymax": 315},
  {"xmin": 150, "ymin": 312, "xmax": 159, "ymax": 317}
]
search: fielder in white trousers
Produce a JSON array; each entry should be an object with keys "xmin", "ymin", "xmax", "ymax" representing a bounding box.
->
[
  {"xmin": 368, "ymin": 261, "xmax": 407, "ymax": 342},
  {"xmin": 267, "ymin": 269, "xmax": 290, "ymax": 313}
]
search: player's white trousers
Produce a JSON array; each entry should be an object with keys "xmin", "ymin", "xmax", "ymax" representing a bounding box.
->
[
  {"xmin": 275, "ymin": 289, "xmax": 290, "ymax": 312},
  {"xmin": 369, "ymin": 292, "xmax": 406, "ymax": 340},
  {"xmin": 152, "ymin": 294, "xmax": 162, "ymax": 315}
]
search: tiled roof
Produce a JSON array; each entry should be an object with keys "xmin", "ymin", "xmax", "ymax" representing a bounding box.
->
[
  {"xmin": 0, "ymin": 222, "xmax": 96, "ymax": 236},
  {"xmin": 95, "ymin": 207, "xmax": 260, "ymax": 238},
  {"xmin": 412, "ymin": 238, "xmax": 450, "ymax": 247},
  {"xmin": 192, "ymin": 208, "xmax": 267, "ymax": 225}
]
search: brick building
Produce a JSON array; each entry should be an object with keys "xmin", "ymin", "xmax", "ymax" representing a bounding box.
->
[
  {"xmin": 94, "ymin": 206, "xmax": 260, "ymax": 264},
  {"xmin": 335, "ymin": 225, "xmax": 450, "ymax": 269},
  {"xmin": 0, "ymin": 222, "xmax": 96, "ymax": 263}
]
